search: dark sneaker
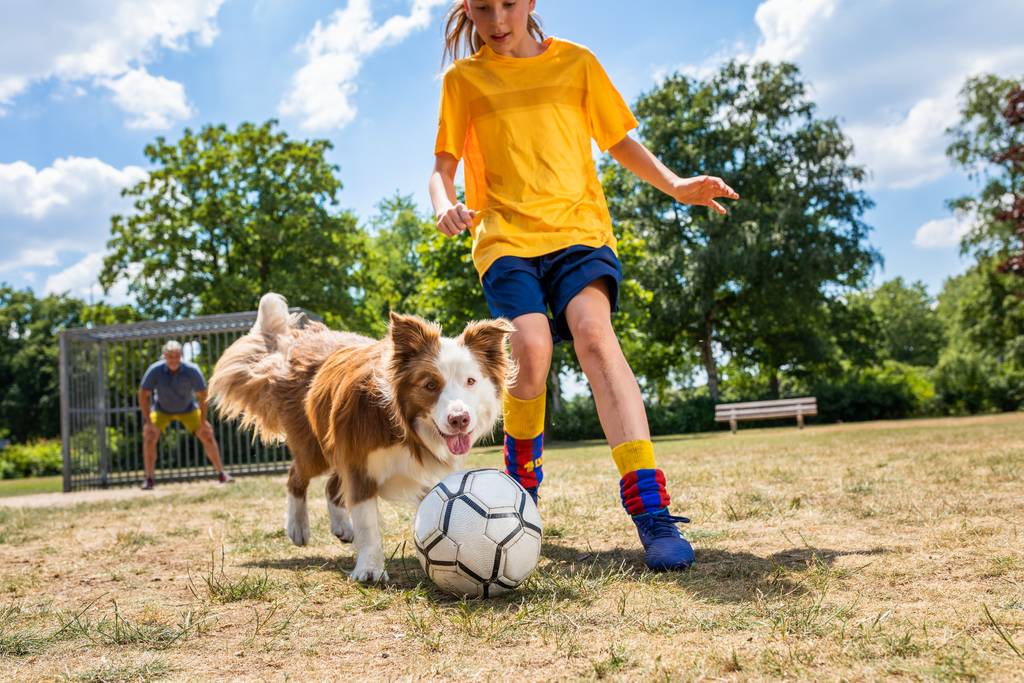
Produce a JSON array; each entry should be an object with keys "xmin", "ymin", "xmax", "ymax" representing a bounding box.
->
[
  {"xmin": 217, "ymin": 471, "xmax": 234, "ymax": 484},
  {"xmin": 631, "ymin": 508, "xmax": 695, "ymax": 571},
  {"xmin": 140, "ymin": 477, "xmax": 155, "ymax": 491}
]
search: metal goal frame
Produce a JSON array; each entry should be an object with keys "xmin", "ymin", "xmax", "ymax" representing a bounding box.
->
[{"xmin": 58, "ymin": 309, "xmax": 318, "ymax": 492}]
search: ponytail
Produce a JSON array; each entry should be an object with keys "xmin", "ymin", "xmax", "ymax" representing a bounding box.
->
[{"xmin": 442, "ymin": 1, "xmax": 545, "ymax": 65}]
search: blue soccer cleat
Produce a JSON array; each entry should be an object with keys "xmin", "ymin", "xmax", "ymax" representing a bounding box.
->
[{"xmin": 631, "ymin": 508, "xmax": 695, "ymax": 571}]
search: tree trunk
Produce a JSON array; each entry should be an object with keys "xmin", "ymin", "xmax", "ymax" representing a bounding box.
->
[
  {"xmin": 700, "ymin": 312, "xmax": 720, "ymax": 403},
  {"xmin": 545, "ymin": 365, "xmax": 562, "ymax": 434},
  {"xmin": 768, "ymin": 367, "xmax": 780, "ymax": 399}
]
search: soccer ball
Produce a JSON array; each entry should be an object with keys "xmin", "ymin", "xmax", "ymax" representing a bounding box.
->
[{"xmin": 414, "ymin": 469, "xmax": 542, "ymax": 598}]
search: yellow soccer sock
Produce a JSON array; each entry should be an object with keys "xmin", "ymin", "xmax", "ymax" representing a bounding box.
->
[
  {"xmin": 503, "ymin": 390, "xmax": 545, "ymax": 440},
  {"xmin": 503, "ymin": 390, "xmax": 545, "ymax": 489},
  {"xmin": 613, "ymin": 440, "xmax": 671, "ymax": 515},
  {"xmin": 611, "ymin": 439, "xmax": 657, "ymax": 477}
]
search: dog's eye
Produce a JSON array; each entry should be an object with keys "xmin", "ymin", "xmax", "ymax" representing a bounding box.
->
[
  {"xmin": 466, "ymin": 377, "xmax": 476, "ymax": 387},
  {"xmin": 426, "ymin": 381, "xmax": 439, "ymax": 392}
]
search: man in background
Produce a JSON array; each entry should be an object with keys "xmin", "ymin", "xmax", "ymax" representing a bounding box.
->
[{"xmin": 139, "ymin": 340, "xmax": 232, "ymax": 490}]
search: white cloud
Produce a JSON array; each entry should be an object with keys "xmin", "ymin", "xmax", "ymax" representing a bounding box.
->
[
  {"xmin": 99, "ymin": 67, "xmax": 194, "ymax": 129},
  {"xmin": 43, "ymin": 252, "xmax": 134, "ymax": 303},
  {"xmin": 751, "ymin": 0, "xmax": 837, "ymax": 63},
  {"xmin": 847, "ymin": 92, "xmax": 962, "ymax": 190},
  {"xmin": 656, "ymin": 0, "xmax": 1024, "ymax": 190},
  {"xmin": 279, "ymin": 0, "xmax": 448, "ymax": 132},
  {"xmin": 43, "ymin": 252, "xmax": 104, "ymax": 297},
  {"xmin": 0, "ymin": 0, "xmax": 224, "ymax": 128},
  {"xmin": 0, "ymin": 158, "xmax": 147, "ymax": 296},
  {"xmin": 913, "ymin": 213, "xmax": 976, "ymax": 249}
]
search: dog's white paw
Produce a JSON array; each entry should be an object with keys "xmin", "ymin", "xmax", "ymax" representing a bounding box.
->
[
  {"xmin": 327, "ymin": 500, "xmax": 354, "ymax": 544},
  {"xmin": 285, "ymin": 493, "xmax": 310, "ymax": 546},
  {"xmin": 350, "ymin": 549, "xmax": 388, "ymax": 583},
  {"xmin": 350, "ymin": 563, "xmax": 389, "ymax": 584}
]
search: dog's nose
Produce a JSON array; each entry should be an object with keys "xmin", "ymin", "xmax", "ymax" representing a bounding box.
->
[{"xmin": 447, "ymin": 410, "xmax": 470, "ymax": 432}]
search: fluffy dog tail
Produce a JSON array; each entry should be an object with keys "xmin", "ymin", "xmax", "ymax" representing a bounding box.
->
[{"xmin": 209, "ymin": 293, "xmax": 295, "ymax": 442}]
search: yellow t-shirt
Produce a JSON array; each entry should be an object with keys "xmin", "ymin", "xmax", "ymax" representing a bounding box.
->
[{"xmin": 435, "ymin": 37, "xmax": 638, "ymax": 278}]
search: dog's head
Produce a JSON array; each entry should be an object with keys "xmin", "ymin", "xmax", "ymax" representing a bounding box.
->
[{"xmin": 386, "ymin": 312, "xmax": 515, "ymax": 463}]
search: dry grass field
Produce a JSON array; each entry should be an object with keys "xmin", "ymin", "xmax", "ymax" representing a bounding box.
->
[{"xmin": 1, "ymin": 413, "xmax": 1022, "ymax": 682}]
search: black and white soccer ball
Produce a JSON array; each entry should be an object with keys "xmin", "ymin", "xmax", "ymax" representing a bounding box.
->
[{"xmin": 414, "ymin": 469, "xmax": 542, "ymax": 598}]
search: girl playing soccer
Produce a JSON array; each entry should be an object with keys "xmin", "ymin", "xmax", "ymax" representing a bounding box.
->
[{"xmin": 427, "ymin": 0, "xmax": 739, "ymax": 571}]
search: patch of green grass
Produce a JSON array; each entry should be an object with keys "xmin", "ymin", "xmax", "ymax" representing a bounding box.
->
[
  {"xmin": 591, "ymin": 645, "xmax": 632, "ymax": 679},
  {"xmin": 229, "ymin": 527, "xmax": 286, "ymax": 554},
  {"xmin": 0, "ymin": 605, "xmax": 52, "ymax": 657},
  {"xmin": 114, "ymin": 530, "xmax": 157, "ymax": 550},
  {"xmin": 90, "ymin": 602, "xmax": 208, "ymax": 649},
  {"xmin": 62, "ymin": 658, "xmax": 170, "ymax": 683},
  {"xmin": 0, "ymin": 507, "xmax": 38, "ymax": 544},
  {"xmin": 931, "ymin": 646, "xmax": 979, "ymax": 681},
  {"xmin": 982, "ymin": 555, "xmax": 1018, "ymax": 578},
  {"xmin": 188, "ymin": 549, "xmax": 278, "ymax": 603},
  {"xmin": 0, "ymin": 475, "xmax": 63, "ymax": 497}
]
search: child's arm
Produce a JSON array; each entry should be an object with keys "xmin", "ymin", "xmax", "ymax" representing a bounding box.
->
[
  {"xmin": 608, "ymin": 136, "xmax": 739, "ymax": 215},
  {"xmin": 429, "ymin": 152, "xmax": 477, "ymax": 237}
]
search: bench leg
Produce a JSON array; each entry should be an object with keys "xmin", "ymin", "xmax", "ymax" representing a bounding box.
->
[
  {"xmin": 730, "ymin": 418, "xmax": 737, "ymax": 434},
  {"xmin": 797, "ymin": 413, "xmax": 805, "ymax": 430}
]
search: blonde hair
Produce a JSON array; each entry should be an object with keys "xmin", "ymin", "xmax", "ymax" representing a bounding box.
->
[{"xmin": 442, "ymin": 0, "xmax": 545, "ymax": 65}]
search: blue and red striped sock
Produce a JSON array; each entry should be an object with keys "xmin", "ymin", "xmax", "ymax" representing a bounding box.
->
[
  {"xmin": 619, "ymin": 468, "xmax": 671, "ymax": 515},
  {"xmin": 502, "ymin": 391, "xmax": 545, "ymax": 497},
  {"xmin": 612, "ymin": 440, "xmax": 671, "ymax": 515},
  {"xmin": 504, "ymin": 433, "xmax": 544, "ymax": 490}
]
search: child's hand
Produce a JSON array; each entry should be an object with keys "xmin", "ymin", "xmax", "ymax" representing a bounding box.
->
[
  {"xmin": 671, "ymin": 176, "xmax": 740, "ymax": 215},
  {"xmin": 436, "ymin": 203, "xmax": 477, "ymax": 237}
]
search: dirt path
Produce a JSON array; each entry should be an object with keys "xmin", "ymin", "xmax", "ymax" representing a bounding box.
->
[{"xmin": 0, "ymin": 479, "xmax": 226, "ymax": 508}]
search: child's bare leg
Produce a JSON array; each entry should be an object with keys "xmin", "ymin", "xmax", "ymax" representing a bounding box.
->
[
  {"xmin": 565, "ymin": 278, "xmax": 693, "ymax": 570},
  {"xmin": 503, "ymin": 313, "xmax": 551, "ymax": 499},
  {"xmin": 563, "ymin": 280, "xmax": 649, "ymax": 446}
]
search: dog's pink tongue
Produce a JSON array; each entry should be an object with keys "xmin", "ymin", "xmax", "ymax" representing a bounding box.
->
[{"xmin": 446, "ymin": 433, "xmax": 471, "ymax": 456}]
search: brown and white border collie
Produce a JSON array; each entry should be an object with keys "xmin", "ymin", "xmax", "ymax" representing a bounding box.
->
[{"xmin": 209, "ymin": 293, "xmax": 514, "ymax": 582}]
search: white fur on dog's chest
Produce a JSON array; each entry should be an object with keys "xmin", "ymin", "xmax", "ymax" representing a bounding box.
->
[{"xmin": 366, "ymin": 444, "xmax": 455, "ymax": 506}]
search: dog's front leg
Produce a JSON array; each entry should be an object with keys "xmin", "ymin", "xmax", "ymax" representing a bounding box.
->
[{"xmin": 348, "ymin": 496, "xmax": 388, "ymax": 583}]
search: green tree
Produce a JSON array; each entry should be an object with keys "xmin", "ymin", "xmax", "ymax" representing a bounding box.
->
[
  {"xmin": 855, "ymin": 277, "xmax": 944, "ymax": 367},
  {"xmin": 947, "ymin": 75, "xmax": 1024, "ymax": 262},
  {"xmin": 602, "ymin": 61, "xmax": 877, "ymax": 401},
  {"xmin": 352, "ymin": 194, "xmax": 435, "ymax": 337},
  {"xmin": 0, "ymin": 286, "xmax": 138, "ymax": 443},
  {"xmin": 935, "ymin": 267, "xmax": 1024, "ymax": 411},
  {"xmin": 933, "ymin": 73, "xmax": 1024, "ymax": 413},
  {"xmin": 100, "ymin": 120, "xmax": 364, "ymax": 324}
]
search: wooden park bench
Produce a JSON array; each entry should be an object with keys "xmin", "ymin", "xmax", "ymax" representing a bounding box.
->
[{"xmin": 714, "ymin": 397, "xmax": 818, "ymax": 434}]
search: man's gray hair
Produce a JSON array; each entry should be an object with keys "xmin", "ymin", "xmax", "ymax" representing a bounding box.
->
[{"xmin": 162, "ymin": 340, "xmax": 183, "ymax": 355}]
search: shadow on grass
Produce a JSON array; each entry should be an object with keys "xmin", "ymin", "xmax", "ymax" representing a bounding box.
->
[
  {"xmin": 540, "ymin": 541, "xmax": 887, "ymax": 603},
  {"xmin": 242, "ymin": 541, "xmax": 886, "ymax": 608}
]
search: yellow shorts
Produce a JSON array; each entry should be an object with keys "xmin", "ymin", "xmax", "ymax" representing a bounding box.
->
[{"xmin": 150, "ymin": 409, "xmax": 202, "ymax": 435}]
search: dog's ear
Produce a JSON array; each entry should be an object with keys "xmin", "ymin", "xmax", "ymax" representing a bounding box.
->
[
  {"xmin": 388, "ymin": 312, "xmax": 441, "ymax": 362},
  {"xmin": 460, "ymin": 318, "xmax": 515, "ymax": 383}
]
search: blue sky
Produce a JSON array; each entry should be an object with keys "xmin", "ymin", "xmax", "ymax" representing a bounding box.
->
[{"xmin": 2, "ymin": 0, "xmax": 1022, "ymax": 303}]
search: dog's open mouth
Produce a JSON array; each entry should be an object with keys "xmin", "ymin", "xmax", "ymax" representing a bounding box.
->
[{"xmin": 435, "ymin": 423, "xmax": 471, "ymax": 456}]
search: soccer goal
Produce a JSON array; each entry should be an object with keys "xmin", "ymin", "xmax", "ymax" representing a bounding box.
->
[{"xmin": 58, "ymin": 308, "xmax": 319, "ymax": 492}]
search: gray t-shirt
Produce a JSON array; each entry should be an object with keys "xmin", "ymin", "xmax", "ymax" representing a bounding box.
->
[{"xmin": 140, "ymin": 360, "xmax": 207, "ymax": 414}]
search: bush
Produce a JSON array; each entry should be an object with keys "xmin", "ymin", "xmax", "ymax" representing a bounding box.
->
[
  {"xmin": 548, "ymin": 393, "xmax": 716, "ymax": 441},
  {"xmin": 934, "ymin": 350, "xmax": 1024, "ymax": 414},
  {"xmin": 811, "ymin": 362, "xmax": 938, "ymax": 423},
  {"xmin": 0, "ymin": 440, "xmax": 63, "ymax": 479}
]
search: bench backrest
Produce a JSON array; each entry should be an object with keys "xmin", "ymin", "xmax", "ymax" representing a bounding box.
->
[{"xmin": 714, "ymin": 396, "xmax": 818, "ymax": 421}]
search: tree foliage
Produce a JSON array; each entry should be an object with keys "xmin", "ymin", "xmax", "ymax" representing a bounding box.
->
[
  {"xmin": 100, "ymin": 120, "xmax": 364, "ymax": 325},
  {"xmin": 0, "ymin": 286, "xmax": 138, "ymax": 443},
  {"xmin": 946, "ymin": 75, "xmax": 1024, "ymax": 263},
  {"xmin": 854, "ymin": 277, "xmax": 944, "ymax": 367},
  {"xmin": 602, "ymin": 61, "xmax": 877, "ymax": 400}
]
